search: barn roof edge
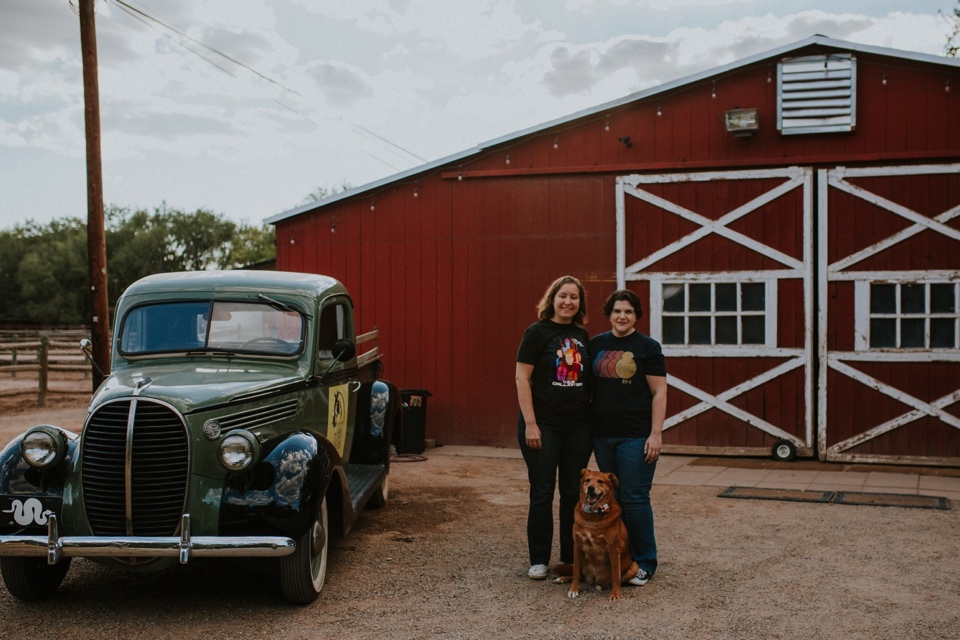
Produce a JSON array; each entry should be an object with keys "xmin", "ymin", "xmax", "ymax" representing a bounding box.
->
[{"xmin": 264, "ymin": 34, "xmax": 960, "ymax": 226}]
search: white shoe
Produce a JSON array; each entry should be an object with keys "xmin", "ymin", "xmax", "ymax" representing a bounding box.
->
[
  {"xmin": 528, "ymin": 564, "xmax": 549, "ymax": 580},
  {"xmin": 628, "ymin": 568, "xmax": 650, "ymax": 586}
]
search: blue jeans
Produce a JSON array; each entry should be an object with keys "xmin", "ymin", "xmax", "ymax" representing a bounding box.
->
[
  {"xmin": 518, "ymin": 413, "xmax": 593, "ymax": 566},
  {"xmin": 593, "ymin": 437, "xmax": 658, "ymax": 576}
]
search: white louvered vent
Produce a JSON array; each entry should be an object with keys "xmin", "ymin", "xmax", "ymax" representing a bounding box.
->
[{"xmin": 777, "ymin": 53, "xmax": 856, "ymax": 135}]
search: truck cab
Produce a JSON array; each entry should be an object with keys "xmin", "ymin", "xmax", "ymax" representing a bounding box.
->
[{"xmin": 0, "ymin": 271, "xmax": 400, "ymax": 604}]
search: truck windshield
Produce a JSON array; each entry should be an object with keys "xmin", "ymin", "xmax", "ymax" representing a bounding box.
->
[{"xmin": 119, "ymin": 300, "xmax": 304, "ymax": 356}]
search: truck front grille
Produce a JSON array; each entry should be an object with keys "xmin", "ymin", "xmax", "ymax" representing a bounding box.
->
[{"xmin": 81, "ymin": 399, "xmax": 189, "ymax": 536}]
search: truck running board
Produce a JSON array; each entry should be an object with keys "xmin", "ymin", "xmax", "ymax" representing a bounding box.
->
[{"xmin": 344, "ymin": 463, "xmax": 386, "ymax": 512}]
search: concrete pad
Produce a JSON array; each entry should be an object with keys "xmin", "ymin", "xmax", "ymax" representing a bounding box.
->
[{"xmin": 864, "ymin": 472, "xmax": 920, "ymax": 490}]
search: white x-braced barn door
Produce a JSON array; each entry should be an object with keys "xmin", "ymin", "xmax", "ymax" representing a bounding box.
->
[
  {"xmin": 616, "ymin": 167, "xmax": 814, "ymax": 458},
  {"xmin": 818, "ymin": 163, "xmax": 960, "ymax": 466}
]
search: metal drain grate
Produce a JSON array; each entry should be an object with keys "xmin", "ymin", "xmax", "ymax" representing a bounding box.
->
[{"xmin": 718, "ymin": 486, "xmax": 951, "ymax": 510}]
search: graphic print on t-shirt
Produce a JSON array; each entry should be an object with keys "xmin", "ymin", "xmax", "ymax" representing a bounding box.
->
[
  {"xmin": 554, "ymin": 337, "xmax": 585, "ymax": 384},
  {"xmin": 592, "ymin": 350, "xmax": 637, "ymax": 381}
]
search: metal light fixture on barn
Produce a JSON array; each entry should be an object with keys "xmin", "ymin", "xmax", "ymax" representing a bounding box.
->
[{"xmin": 724, "ymin": 108, "xmax": 759, "ymax": 137}]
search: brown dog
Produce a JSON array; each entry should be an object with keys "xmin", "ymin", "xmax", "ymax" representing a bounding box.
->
[{"xmin": 554, "ymin": 469, "xmax": 638, "ymax": 601}]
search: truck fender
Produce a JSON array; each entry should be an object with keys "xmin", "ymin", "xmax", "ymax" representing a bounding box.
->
[
  {"xmin": 220, "ymin": 431, "xmax": 335, "ymax": 539},
  {"xmin": 0, "ymin": 427, "xmax": 79, "ymax": 534},
  {"xmin": 350, "ymin": 380, "xmax": 402, "ymax": 467}
]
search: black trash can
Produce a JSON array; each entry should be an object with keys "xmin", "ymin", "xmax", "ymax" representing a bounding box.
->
[{"xmin": 398, "ymin": 389, "xmax": 432, "ymax": 454}]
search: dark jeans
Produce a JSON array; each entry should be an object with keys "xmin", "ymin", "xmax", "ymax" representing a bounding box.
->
[
  {"xmin": 517, "ymin": 413, "xmax": 593, "ymax": 566},
  {"xmin": 593, "ymin": 436, "xmax": 658, "ymax": 576}
]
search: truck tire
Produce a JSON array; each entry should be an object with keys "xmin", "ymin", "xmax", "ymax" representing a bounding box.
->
[
  {"xmin": 0, "ymin": 556, "xmax": 72, "ymax": 601},
  {"xmin": 279, "ymin": 495, "xmax": 328, "ymax": 604}
]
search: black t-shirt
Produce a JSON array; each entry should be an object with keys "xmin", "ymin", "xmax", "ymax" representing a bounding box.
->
[
  {"xmin": 590, "ymin": 330, "xmax": 667, "ymax": 438},
  {"xmin": 516, "ymin": 320, "xmax": 591, "ymax": 425}
]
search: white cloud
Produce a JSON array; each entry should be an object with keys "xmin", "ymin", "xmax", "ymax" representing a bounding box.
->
[{"xmin": 0, "ymin": 0, "xmax": 953, "ymax": 228}]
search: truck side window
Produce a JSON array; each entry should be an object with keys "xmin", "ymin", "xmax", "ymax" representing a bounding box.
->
[{"xmin": 318, "ymin": 303, "xmax": 349, "ymax": 359}]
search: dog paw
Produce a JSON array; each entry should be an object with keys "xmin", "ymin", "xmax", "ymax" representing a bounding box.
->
[
  {"xmin": 609, "ymin": 593, "xmax": 621, "ymax": 602},
  {"xmin": 553, "ymin": 576, "xmax": 571, "ymax": 584},
  {"xmin": 566, "ymin": 590, "xmax": 579, "ymax": 599}
]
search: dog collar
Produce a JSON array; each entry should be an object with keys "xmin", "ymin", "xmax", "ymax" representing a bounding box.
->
[{"xmin": 582, "ymin": 502, "xmax": 610, "ymax": 514}]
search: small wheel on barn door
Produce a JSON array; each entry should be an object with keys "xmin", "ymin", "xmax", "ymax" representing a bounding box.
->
[{"xmin": 772, "ymin": 439, "xmax": 797, "ymax": 462}]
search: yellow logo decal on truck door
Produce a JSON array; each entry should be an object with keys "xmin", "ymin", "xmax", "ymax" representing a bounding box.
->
[{"xmin": 328, "ymin": 383, "xmax": 349, "ymax": 456}]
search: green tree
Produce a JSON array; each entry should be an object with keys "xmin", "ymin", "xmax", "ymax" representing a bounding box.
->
[
  {"xmin": 945, "ymin": 0, "xmax": 960, "ymax": 57},
  {"xmin": 1, "ymin": 206, "xmax": 277, "ymax": 325},
  {"xmin": 223, "ymin": 223, "xmax": 276, "ymax": 268},
  {"xmin": 16, "ymin": 218, "xmax": 89, "ymax": 324}
]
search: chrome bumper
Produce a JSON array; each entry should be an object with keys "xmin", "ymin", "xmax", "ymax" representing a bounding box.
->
[{"xmin": 0, "ymin": 514, "xmax": 295, "ymax": 565}]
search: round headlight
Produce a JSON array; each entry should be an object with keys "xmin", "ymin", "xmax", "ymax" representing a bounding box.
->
[
  {"xmin": 20, "ymin": 426, "xmax": 66, "ymax": 469},
  {"xmin": 218, "ymin": 431, "xmax": 260, "ymax": 472}
]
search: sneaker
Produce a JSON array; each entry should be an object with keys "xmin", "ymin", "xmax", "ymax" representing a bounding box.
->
[
  {"xmin": 628, "ymin": 568, "xmax": 650, "ymax": 586},
  {"xmin": 528, "ymin": 564, "xmax": 549, "ymax": 580}
]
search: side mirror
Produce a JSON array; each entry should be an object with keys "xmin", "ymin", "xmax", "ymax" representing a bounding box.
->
[
  {"xmin": 80, "ymin": 338, "xmax": 92, "ymax": 353},
  {"xmin": 331, "ymin": 339, "xmax": 356, "ymax": 362}
]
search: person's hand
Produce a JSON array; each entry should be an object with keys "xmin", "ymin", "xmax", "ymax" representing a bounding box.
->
[
  {"xmin": 525, "ymin": 424, "xmax": 542, "ymax": 450},
  {"xmin": 644, "ymin": 433, "xmax": 662, "ymax": 463}
]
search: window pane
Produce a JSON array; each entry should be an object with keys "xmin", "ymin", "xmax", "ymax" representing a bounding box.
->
[
  {"xmin": 741, "ymin": 316, "xmax": 765, "ymax": 344},
  {"xmin": 662, "ymin": 284, "xmax": 685, "ymax": 312},
  {"xmin": 899, "ymin": 318, "xmax": 925, "ymax": 348},
  {"xmin": 870, "ymin": 318, "xmax": 896, "ymax": 348},
  {"xmin": 930, "ymin": 284, "xmax": 956, "ymax": 313},
  {"xmin": 715, "ymin": 283, "xmax": 737, "ymax": 311},
  {"xmin": 663, "ymin": 317, "xmax": 685, "ymax": 344},
  {"xmin": 741, "ymin": 283, "xmax": 765, "ymax": 311},
  {"xmin": 715, "ymin": 316, "xmax": 737, "ymax": 344},
  {"xmin": 689, "ymin": 284, "xmax": 711, "ymax": 312},
  {"xmin": 689, "ymin": 317, "xmax": 711, "ymax": 344},
  {"xmin": 901, "ymin": 284, "xmax": 925, "ymax": 314},
  {"xmin": 930, "ymin": 319, "xmax": 956, "ymax": 348},
  {"xmin": 870, "ymin": 284, "xmax": 896, "ymax": 314}
]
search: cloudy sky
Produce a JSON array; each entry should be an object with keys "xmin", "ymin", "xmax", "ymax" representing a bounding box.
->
[{"xmin": 1, "ymin": 0, "xmax": 955, "ymax": 230}]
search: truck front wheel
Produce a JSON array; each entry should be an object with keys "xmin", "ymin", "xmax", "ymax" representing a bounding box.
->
[
  {"xmin": 0, "ymin": 556, "xmax": 72, "ymax": 601},
  {"xmin": 279, "ymin": 495, "xmax": 328, "ymax": 604}
]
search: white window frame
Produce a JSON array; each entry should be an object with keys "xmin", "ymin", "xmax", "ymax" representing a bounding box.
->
[
  {"xmin": 854, "ymin": 279, "xmax": 960, "ymax": 352},
  {"xmin": 650, "ymin": 275, "xmax": 778, "ymax": 354}
]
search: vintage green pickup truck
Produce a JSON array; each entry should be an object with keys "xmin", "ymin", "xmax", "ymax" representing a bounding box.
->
[{"xmin": 0, "ymin": 270, "xmax": 401, "ymax": 604}]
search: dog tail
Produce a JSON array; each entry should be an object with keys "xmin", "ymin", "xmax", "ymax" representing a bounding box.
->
[{"xmin": 619, "ymin": 561, "xmax": 640, "ymax": 584}]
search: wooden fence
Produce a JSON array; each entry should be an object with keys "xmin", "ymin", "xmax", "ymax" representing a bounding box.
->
[{"xmin": 0, "ymin": 330, "xmax": 92, "ymax": 407}]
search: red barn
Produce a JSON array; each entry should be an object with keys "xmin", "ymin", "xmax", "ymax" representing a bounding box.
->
[{"xmin": 267, "ymin": 35, "xmax": 960, "ymax": 466}]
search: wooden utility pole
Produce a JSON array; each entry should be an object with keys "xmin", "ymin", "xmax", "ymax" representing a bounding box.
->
[{"xmin": 79, "ymin": 0, "xmax": 110, "ymax": 390}]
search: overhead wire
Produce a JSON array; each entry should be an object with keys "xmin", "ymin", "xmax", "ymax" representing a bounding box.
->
[{"xmin": 103, "ymin": 0, "xmax": 427, "ymax": 165}]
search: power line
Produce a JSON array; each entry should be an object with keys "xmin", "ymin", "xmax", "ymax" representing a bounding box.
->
[
  {"xmin": 108, "ymin": 0, "xmax": 302, "ymax": 96},
  {"xmin": 105, "ymin": 0, "xmax": 429, "ymax": 166}
]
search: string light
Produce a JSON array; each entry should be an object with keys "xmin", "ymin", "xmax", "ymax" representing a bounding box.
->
[
  {"xmin": 711, "ymin": 81, "xmax": 717, "ymax": 99},
  {"xmin": 553, "ymin": 138, "xmax": 559, "ymax": 149},
  {"xmin": 505, "ymin": 154, "xmax": 511, "ymax": 165},
  {"xmin": 882, "ymin": 73, "xmax": 887, "ymax": 86},
  {"xmin": 657, "ymin": 106, "xmax": 662, "ymax": 117},
  {"xmin": 370, "ymin": 200, "xmax": 376, "ymax": 211},
  {"xmin": 413, "ymin": 187, "xmax": 419, "ymax": 198},
  {"xmin": 604, "ymin": 120, "xmax": 610, "ymax": 132},
  {"xmin": 457, "ymin": 172, "xmax": 463, "ymax": 181}
]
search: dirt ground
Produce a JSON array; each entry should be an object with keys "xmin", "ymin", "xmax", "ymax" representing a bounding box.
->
[{"xmin": 1, "ymin": 376, "xmax": 959, "ymax": 639}]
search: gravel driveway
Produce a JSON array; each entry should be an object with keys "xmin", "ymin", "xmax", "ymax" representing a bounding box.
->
[{"xmin": 1, "ymin": 394, "xmax": 958, "ymax": 639}]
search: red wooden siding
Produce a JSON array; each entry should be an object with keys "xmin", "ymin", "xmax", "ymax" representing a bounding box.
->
[{"xmin": 274, "ymin": 42, "xmax": 959, "ymax": 454}]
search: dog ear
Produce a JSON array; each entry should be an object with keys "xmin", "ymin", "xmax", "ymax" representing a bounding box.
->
[
  {"xmin": 607, "ymin": 472, "xmax": 619, "ymax": 490},
  {"xmin": 580, "ymin": 468, "xmax": 589, "ymax": 481}
]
